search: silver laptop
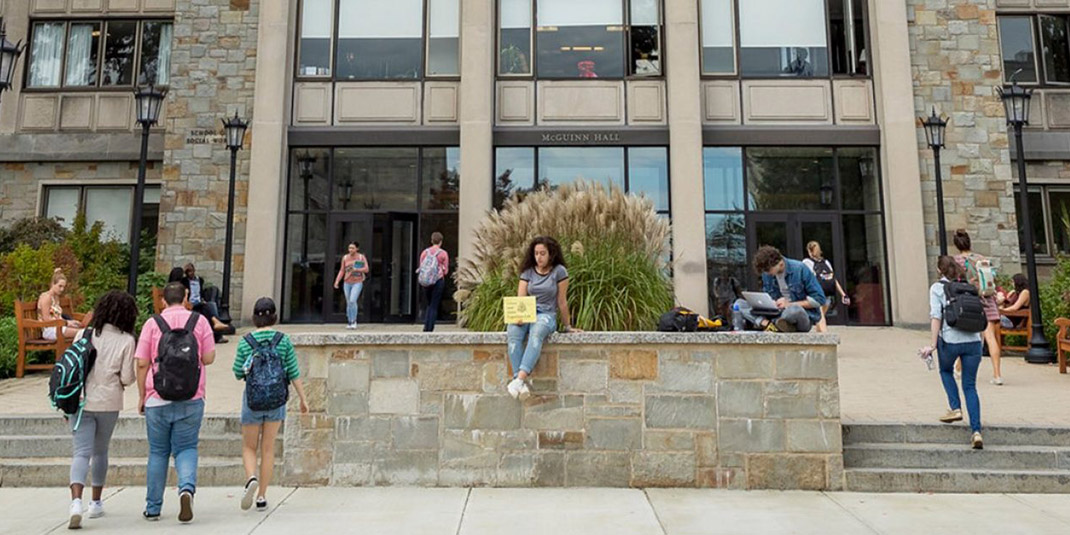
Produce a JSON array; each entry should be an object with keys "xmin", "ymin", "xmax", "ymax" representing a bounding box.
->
[{"xmin": 742, "ymin": 291, "xmax": 780, "ymax": 315}]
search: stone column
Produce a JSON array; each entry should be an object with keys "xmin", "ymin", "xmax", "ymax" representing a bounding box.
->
[
  {"xmin": 457, "ymin": 0, "xmax": 495, "ymax": 267},
  {"xmin": 869, "ymin": 0, "xmax": 931, "ymax": 325},
  {"xmin": 664, "ymin": 0, "xmax": 709, "ymax": 316},
  {"xmin": 240, "ymin": 0, "xmax": 293, "ymax": 321}
]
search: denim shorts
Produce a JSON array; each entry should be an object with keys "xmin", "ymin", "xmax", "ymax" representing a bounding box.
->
[{"xmin": 240, "ymin": 392, "xmax": 287, "ymax": 425}]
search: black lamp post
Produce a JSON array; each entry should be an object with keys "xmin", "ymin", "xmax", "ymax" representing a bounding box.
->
[
  {"xmin": 296, "ymin": 152, "xmax": 316, "ymax": 319},
  {"xmin": 999, "ymin": 82, "xmax": 1055, "ymax": 364},
  {"xmin": 128, "ymin": 84, "xmax": 167, "ymax": 296},
  {"xmin": 219, "ymin": 111, "xmax": 248, "ymax": 324},
  {"xmin": 920, "ymin": 107, "xmax": 949, "ymax": 255},
  {"xmin": 0, "ymin": 24, "xmax": 25, "ymax": 108}
]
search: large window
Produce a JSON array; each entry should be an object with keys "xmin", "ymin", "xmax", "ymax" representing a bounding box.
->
[
  {"xmin": 1010, "ymin": 185, "xmax": 1070, "ymax": 257},
  {"xmin": 700, "ymin": 0, "xmax": 868, "ymax": 78},
  {"xmin": 42, "ymin": 185, "xmax": 161, "ymax": 244},
  {"xmin": 994, "ymin": 14, "xmax": 1070, "ymax": 85},
  {"xmin": 296, "ymin": 0, "xmax": 460, "ymax": 80},
  {"xmin": 498, "ymin": 0, "xmax": 662, "ymax": 78},
  {"xmin": 27, "ymin": 19, "xmax": 172, "ymax": 88}
]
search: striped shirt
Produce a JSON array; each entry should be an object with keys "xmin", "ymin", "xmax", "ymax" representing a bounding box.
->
[{"xmin": 233, "ymin": 330, "xmax": 301, "ymax": 381}]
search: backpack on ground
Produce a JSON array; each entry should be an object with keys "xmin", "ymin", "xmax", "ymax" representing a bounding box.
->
[
  {"xmin": 48, "ymin": 330, "xmax": 97, "ymax": 429},
  {"xmin": 963, "ymin": 254, "xmax": 997, "ymax": 298},
  {"xmin": 942, "ymin": 280, "xmax": 988, "ymax": 333},
  {"xmin": 417, "ymin": 248, "xmax": 444, "ymax": 287},
  {"xmin": 658, "ymin": 307, "xmax": 699, "ymax": 332},
  {"xmin": 243, "ymin": 332, "xmax": 290, "ymax": 411},
  {"xmin": 152, "ymin": 313, "xmax": 202, "ymax": 401}
]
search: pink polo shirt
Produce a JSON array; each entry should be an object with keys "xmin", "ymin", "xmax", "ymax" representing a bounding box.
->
[{"xmin": 135, "ymin": 306, "xmax": 215, "ymax": 404}]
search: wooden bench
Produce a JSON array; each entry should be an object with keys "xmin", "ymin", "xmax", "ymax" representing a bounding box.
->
[
  {"xmin": 152, "ymin": 287, "xmax": 192, "ymax": 315},
  {"xmin": 13, "ymin": 297, "xmax": 86, "ymax": 378},
  {"xmin": 996, "ymin": 308, "xmax": 1031, "ymax": 354},
  {"xmin": 1055, "ymin": 318, "xmax": 1070, "ymax": 374}
]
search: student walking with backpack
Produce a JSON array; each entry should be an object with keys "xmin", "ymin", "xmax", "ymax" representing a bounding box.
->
[
  {"xmin": 417, "ymin": 232, "xmax": 450, "ymax": 332},
  {"xmin": 803, "ymin": 241, "xmax": 850, "ymax": 333},
  {"xmin": 233, "ymin": 297, "xmax": 309, "ymax": 511},
  {"xmin": 60, "ymin": 290, "xmax": 137, "ymax": 529},
  {"xmin": 953, "ymin": 229, "xmax": 1004, "ymax": 385},
  {"xmin": 135, "ymin": 282, "xmax": 216, "ymax": 523},
  {"xmin": 921, "ymin": 256, "xmax": 985, "ymax": 449},
  {"xmin": 333, "ymin": 242, "xmax": 369, "ymax": 329}
]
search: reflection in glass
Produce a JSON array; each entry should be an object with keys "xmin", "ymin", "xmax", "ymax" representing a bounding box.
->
[
  {"xmin": 539, "ymin": 147, "xmax": 625, "ymax": 191},
  {"xmin": 333, "ymin": 148, "xmax": 420, "ymax": 211},
  {"xmin": 28, "ymin": 22, "xmax": 65, "ymax": 87},
  {"xmin": 536, "ymin": 0, "xmax": 625, "ymax": 78},
  {"xmin": 703, "ymin": 147, "xmax": 744, "ymax": 211},
  {"xmin": 1014, "ymin": 188, "xmax": 1048, "ymax": 256},
  {"xmin": 746, "ymin": 148, "xmax": 835, "ymax": 210},
  {"xmin": 629, "ymin": 0, "xmax": 660, "ymax": 76},
  {"xmin": 705, "ymin": 214, "xmax": 746, "ymax": 318},
  {"xmin": 85, "ymin": 188, "xmax": 134, "ymax": 243},
  {"xmin": 45, "ymin": 187, "xmax": 80, "ymax": 228},
  {"xmin": 423, "ymin": 147, "xmax": 461, "ymax": 209},
  {"xmin": 828, "ymin": 0, "xmax": 867, "ymax": 76},
  {"xmin": 838, "ymin": 147, "xmax": 880, "ymax": 211},
  {"xmin": 500, "ymin": 0, "xmax": 533, "ymax": 75},
  {"xmin": 739, "ymin": 0, "xmax": 828, "ymax": 77},
  {"xmin": 140, "ymin": 22, "xmax": 173, "ymax": 85},
  {"xmin": 628, "ymin": 147, "xmax": 669, "ymax": 212},
  {"xmin": 700, "ymin": 0, "xmax": 735, "ymax": 74},
  {"xmin": 299, "ymin": 0, "xmax": 334, "ymax": 76},
  {"xmin": 420, "ymin": 213, "xmax": 460, "ymax": 321},
  {"xmin": 336, "ymin": 0, "xmax": 424, "ymax": 79},
  {"xmin": 495, "ymin": 147, "xmax": 536, "ymax": 207},
  {"xmin": 285, "ymin": 213, "xmax": 327, "ymax": 322},
  {"xmin": 1041, "ymin": 16, "xmax": 1070, "ymax": 84},
  {"xmin": 289, "ymin": 149, "xmax": 331, "ymax": 212},
  {"xmin": 999, "ymin": 16, "xmax": 1038, "ymax": 83},
  {"xmin": 842, "ymin": 214, "xmax": 887, "ymax": 325},
  {"xmin": 65, "ymin": 23, "xmax": 100, "ymax": 87},
  {"xmin": 102, "ymin": 21, "xmax": 137, "ymax": 86},
  {"xmin": 1048, "ymin": 190, "xmax": 1070, "ymax": 254},
  {"xmin": 429, "ymin": 0, "xmax": 461, "ymax": 75}
]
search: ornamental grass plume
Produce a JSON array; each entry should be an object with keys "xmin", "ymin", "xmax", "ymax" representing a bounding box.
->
[{"xmin": 454, "ymin": 181, "xmax": 673, "ymax": 331}]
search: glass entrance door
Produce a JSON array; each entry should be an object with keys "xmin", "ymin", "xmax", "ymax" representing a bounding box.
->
[{"xmin": 326, "ymin": 213, "xmax": 418, "ymax": 323}]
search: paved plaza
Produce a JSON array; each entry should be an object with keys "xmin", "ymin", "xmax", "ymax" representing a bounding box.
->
[{"xmin": 3, "ymin": 486, "xmax": 1069, "ymax": 534}]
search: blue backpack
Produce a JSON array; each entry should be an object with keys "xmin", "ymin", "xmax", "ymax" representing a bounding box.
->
[
  {"xmin": 242, "ymin": 332, "xmax": 289, "ymax": 411},
  {"xmin": 48, "ymin": 329, "xmax": 97, "ymax": 430}
]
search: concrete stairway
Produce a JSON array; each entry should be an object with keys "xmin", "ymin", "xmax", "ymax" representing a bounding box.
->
[
  {"xmin": 843, "ymin": 423, "xmax": 1070, "ymax": 493},
  {"xmin": 0, "ymin": 415, "xmax": 278, "ymax": 487}
]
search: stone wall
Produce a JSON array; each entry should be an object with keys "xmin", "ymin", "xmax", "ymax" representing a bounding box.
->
[
  {"xmin": 284, "ymin": 333, "xmax": 844, "ymax": 490},
  {"xmin": 0, "ymin": 162, "xmax": 161, "ymax": 223},
  {"xmin": 907, "ymin": 0, "xmax": 1020, "ymax": 274},
  {"xmin": 157, "ymin": 0, "xmax": 260, "ymax": 318}
]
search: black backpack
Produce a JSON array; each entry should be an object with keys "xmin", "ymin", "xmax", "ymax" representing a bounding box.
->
[
  {"xmin": 152, "ymin": 313, "xmax": 202, "ymax": 401},
  {"xmin": 48, "ymin": 330, "xmax": 97, "ymax": 429},
  {"xmin": 942, "ymin": 280, "xmax": 987, "ymax": 333},
  {"xmin": 243, "ymin": 332, "xmax": 290, "ymax": 411},
  {"xmin": 658, "ymin": 307, "xmax": 699, "ymax": 332},
  {"xmin": 812, "ymin": 259, "xmax": 837, "ymax": 297}
]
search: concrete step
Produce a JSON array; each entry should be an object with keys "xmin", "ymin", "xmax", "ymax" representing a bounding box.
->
[
  {"xmin": 0, "ymin": 457, "xmax": 248, "ymax": 487},
  {"xmin": 844, "ymin": 443, "xmax": 1070, "ymax": 471},
  {"xmin": 843, "ymin": 423, "xmax": 1070, "ymax": 447},
  {"xmin": 0, "ymin": 435, "xmax": 282, "ymax": 458},
  {"xmin": 0, "ymin": 415, "xmax": 248, "ymax": 437},
  {"xmin": 844, "ymin": 467, "xmax": 1070, "ymax": 493}
]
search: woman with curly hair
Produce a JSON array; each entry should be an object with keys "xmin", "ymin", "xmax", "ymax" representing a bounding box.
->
[{"xmin": 65, "ymin": 290, "xmax": 138, "ymax": 529}]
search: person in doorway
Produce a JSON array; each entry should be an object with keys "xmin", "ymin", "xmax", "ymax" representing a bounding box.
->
[
  {"xmin": 232, "ymin": 297, "xmax": 309, "ymax": 512},
  {"xmin": 506, "ymin": 236, "xmax": 582, "ymax": 400},
  {"xmin": 998, "ymin": 274, "xmax": 1031, "ymax": 330},
  {"xmin": 417, "ymin": 232, "xmax": 450, "ymax": 332},
  {"xmin": 922, "ymin": 256, "xmax": 984, "ymax": 449},
  {"xmin": 732, "ymin": 246, "xmax": 825, "ymax": 333},
  {"xmin": 38, "ymin": 268, "xmax": 90, "ymax": 341},
  {"xmin": 65, "ymin": 290, "xmax": 137, "ymax": 529},
  {"xmin": 802, "ymin": 241, "xmax": 850, "ymax": 333},
  {"xmin": 953, "ymin": 229, "xmax": 1003, "ymax": 385},
  {"xmin": 333, "ymin": 242, "xmax": 369, "ymax": 329},
  {"xmin": 135, "ymin": 282, "xmax": 216, "ymax": 523}
]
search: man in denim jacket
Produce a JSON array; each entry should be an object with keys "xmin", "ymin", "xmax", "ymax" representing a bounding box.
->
[{"xmin": 733, "ymin": 246, "xmax": 826, "ymax": 333}]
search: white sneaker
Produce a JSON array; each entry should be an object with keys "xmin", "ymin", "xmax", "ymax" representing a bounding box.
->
[
  {"xmin": 991, "ymin": 377, "xmax": 1004, "ymax": 386},
  {"xmin": 87, "ymin": 500, "xmax": 104, "ymax": 519},
  {"xmin": 241, "ymin": 477, "xmax": 259, "ymax": 511},
  {"xmin": 517, "ymin": 381, "xmax": 532, "ymax": 401},
  {"xmin": 68, "ymin": 499, "xmax": 83, "ymax": 529},
  {"xmin": 507, "ymin": 378, "xmax": 524, "ymax": 399},
  {"xmin": 347, "ymin": 323, "xmax": 357, "ymax": 330}
]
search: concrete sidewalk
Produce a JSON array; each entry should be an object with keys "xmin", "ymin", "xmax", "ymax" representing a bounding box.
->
[{"xmin": 4, "ymin": 487, "xmax": 1068, "ymax": 534}]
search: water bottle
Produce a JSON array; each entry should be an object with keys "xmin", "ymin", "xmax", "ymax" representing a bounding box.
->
[
  {"xmin": 732, "ymin": 303, "xmax": 745, "ymax": 331},
  {"xmin": 918, "ymin": 347, "xmax": 935, "ymax": 371}
]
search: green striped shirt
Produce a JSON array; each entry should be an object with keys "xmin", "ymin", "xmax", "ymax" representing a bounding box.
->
[{"xmin": 233, "ymin": 330, "xmax": 301, "ymax": 381}]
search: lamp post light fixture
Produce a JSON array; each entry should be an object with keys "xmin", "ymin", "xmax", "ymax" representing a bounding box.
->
[
  {"xmin": 920, "ymin": 107, "xmax": 949, "ymax": 255},
  {"xmin": 218, "ymin": 111, "xmax": 249, "ymax": 324},
  {"xmin": 296, "ymin": 152, "xmax": 316, "ymax": 320},
  {"xmin": 999, "ymin": 82, "xmax": 1055, "ymax": 365},
  {"xmin": 127, "ymin": 84, "xmax": 168, "ymax": 296},
  {"xmin": 0, "ymin": 24, "xmax": 25, "ymax": 107}
]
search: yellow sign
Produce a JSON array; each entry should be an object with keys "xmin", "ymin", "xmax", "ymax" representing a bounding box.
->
[{"xmin": 503, "ymin": 296, "xmax": 537, "ymax": 324}]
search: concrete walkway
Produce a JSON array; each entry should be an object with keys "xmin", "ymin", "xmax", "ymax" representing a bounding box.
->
[{"xmin": 4, "ymin": 487, "xmax": 1068, "ymax": 534}]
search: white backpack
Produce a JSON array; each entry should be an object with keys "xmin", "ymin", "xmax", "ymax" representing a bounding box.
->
[{"xmin": 417, "ymin": 248, "xmax": 443, "ymax": 287}]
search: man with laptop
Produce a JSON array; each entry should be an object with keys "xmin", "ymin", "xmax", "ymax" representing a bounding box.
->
[{"xmin": 732, "ymin": 246, "xmax": 825, "ymax": 333}]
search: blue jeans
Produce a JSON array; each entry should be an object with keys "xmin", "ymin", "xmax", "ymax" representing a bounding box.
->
[
  {"xmin": 145, "ymin": 399, "xmax": 205, "ymax": 515},
  {"xmin": 423, "ymin": 278, "xmax": 446, "ymax": 332},
  {"xmin": 937, "ymin": 338, "xmax": 982, "ymax": 433},
  {"xmin": 731, "ymin": 298, "xmax": 812, "ymax": 332},
  {"xmin": 506, "ymin": 313, "xmax": 556, "ymax": 376},
  {"xmin": 344, "ymin": 281, "xmax": 364, "ymax": 324}
]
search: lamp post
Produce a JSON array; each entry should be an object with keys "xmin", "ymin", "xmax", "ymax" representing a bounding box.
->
[
  {"xmin": 128, "ymin": 84, "xmax": 167, "ymax": 296},
  {"xmin": 296, "ymin": 152, "xmax": 316, "ymax": 319},
  {"xmin": 219, "ymin": 111, "xmax": 248, "ymax": 324},
  {"xmin": 920, "ymin": 107, "xmax": 949, "ymax": 255},
  {"xmin": 999, "ymin": 82, "xmax": 1055, "ymax": 364},
  {"xmin": 0, "ymin": 24, "xmax": 25, "ymax": 108}
]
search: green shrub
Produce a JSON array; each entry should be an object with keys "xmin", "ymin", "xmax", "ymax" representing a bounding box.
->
[
  {"xmin": 1038, "ymin": 255, "xmax": 1070, "ymax": 343},
  {"xmin": 0, "ymin": 243, "xmax": 57, "ymax": 316},
  {"xmin": 0, "ymin": 317, "xmax": 17, "ymax": 379},
  {"xmin": 136, "ymin": 271, "xmax": 169, "ymax": 326},
  {"xmin": 0, "ymin": 217, "xmax": 69, "ymax": 255},
  {"xmin": 455, "ymin": 182, "xmax": 674, "ymax": 332}
]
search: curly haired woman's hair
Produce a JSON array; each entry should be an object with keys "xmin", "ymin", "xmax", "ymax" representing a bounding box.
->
[
  {"xmin": 953, "ymin": 229, "xmax": 972, "ymax": 252},
  {"xmin": 520, "ymin": 236, "xmax": 566, "ymax": 274},
  {"xmin": 90, "ymin": 290, "xmax": 138, "ymax": 336},
  {"xmin": 51, "ymin": 268, "xmax": 66, "ymax": 286}
]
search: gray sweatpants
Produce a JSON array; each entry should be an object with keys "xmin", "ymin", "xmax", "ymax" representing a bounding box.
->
[{"xmin": 69, "ymin": 411, "xmax": 119, "ymax": 487}]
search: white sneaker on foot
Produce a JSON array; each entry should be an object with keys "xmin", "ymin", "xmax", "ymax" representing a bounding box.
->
[
  {"xmin": 346, "ymin": 323, "xmax": 356, "ymax": 330},
  {"xmin": 87, "ymin": 500, "xmax": 104, "ymax": 519},
  {"xmin": 507, "ymin": 378, "xmax": 524, "ymax": 399},
  {"xmin": 517, "ymin": 381, "xmax": 532, "ymax": 401},
  {"xmin": 68, "ymin": 499, "xmax": 83, "ymax": 530},
  {"xmin": 241, "ymin": 477, "xmax": 259, "ymax": 511},
  {"xmin": 991, "ymin": 377, "xmax": 1004, "ymax": 385},
  {"xmin": 178, "ymin": 490, "xmax": 194, "ymax": 523}
]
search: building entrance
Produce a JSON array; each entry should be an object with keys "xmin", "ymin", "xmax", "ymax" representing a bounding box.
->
[{"xmin": 327, "ymin": 213, "xmax": 418, "ymax": 324}]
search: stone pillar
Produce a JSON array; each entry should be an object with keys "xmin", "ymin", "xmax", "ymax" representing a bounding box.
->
[
  {"xmin": 241, "ymin": 0, "xmax": 294, "ymax": 322},
  {"xmin": 457, "ymin": 0, "xmax": 495, "ymax": 266},
  {"xmin": 664, "ymin": 0, "xmax": 709, "ymax": 316}
]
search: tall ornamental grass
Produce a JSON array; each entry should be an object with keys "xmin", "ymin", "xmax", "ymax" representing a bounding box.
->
[{"xmin": 455, "ymin": 181, "xmax": 674, "ymax": 331}]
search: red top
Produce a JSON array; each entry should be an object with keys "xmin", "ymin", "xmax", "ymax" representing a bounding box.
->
[{"xmin": 419, "ymin": 246, "xmax": 450, "ymax": 279}]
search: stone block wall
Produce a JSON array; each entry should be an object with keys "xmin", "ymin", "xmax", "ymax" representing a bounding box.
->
[
  {"xmin": 0, "ymin": 162, "xmax": 161, "ymax": 223},
  {"xmin": 284, "ymin": 334, "xmax": 844, "ymax": 490},
  {"xmin": 907, "ymin": 0, "xmax": 1020, "ymax": 273}
]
